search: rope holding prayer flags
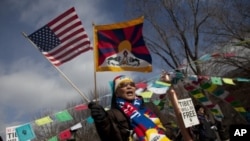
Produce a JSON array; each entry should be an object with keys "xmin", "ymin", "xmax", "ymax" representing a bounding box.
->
[
  {"xmin": 93, "ymin": 16, "xmax": 152, "ymax": 72},
  {"xmin": 183, "ymin": 77, "xmax": 224, "ymax": 121}
]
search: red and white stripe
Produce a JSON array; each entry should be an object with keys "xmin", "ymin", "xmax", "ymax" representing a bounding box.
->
[{"xmin": 43, "ymin": 7, "xmax": 92, "ymax": 66}]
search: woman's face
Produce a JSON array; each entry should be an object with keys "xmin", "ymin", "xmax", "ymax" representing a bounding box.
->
[
  {"xmin": 197, "ymin": 107, "xmax": 205, "ymax": 115},
  {"xmin": 115, "ymin": 81, "xmax": 136, "ymax": 101}
]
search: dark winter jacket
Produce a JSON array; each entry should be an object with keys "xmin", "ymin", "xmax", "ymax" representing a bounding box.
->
[
  {"xmin": 193, "ymin": 115, "xmax": 217, "ymax": 141},
  {"xmin": 94, "ymin": 102, "xmax": 176, "ymax": 141}
]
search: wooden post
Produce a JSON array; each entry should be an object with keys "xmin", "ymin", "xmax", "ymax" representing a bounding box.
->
[{"xmin": 168, "ymin": 88, "xmax": 193, "ymax": 141}]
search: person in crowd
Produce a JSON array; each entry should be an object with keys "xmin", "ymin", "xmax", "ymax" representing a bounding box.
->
[
  {"xmin": 88, "ymin": 75, "xmax": 176, "ymax": 141},
  {"xmin": 192, "ymin": 105, "xmax": 218, "ymax": 141},
  {"xmin": 215, "ymin": 118, "xmax": 230, "ymax": 141}
]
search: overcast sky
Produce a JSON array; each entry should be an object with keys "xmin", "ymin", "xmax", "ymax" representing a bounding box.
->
[{"xmin": 0, "ymin": 0, "xmax": 165, "ymax": 139}]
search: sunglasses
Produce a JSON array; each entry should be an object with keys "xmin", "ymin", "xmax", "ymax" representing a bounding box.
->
[{"xmin": 117, "ymin": 82, "xmax": 136, "ymax": 88}]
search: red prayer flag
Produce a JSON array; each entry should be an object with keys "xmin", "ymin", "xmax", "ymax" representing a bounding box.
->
[
  {"xmin": 224, "ymin": 95, "xmax": 235, "ymax": 103},
  {"xmin": 59, "ymin": 129, "xmax": 72, "ymax": 140},
  {"xmin": 74, "ymin": 104, "xmax": 88, "ymax": 111},
  {"xmin": 135, "ymin": 82, "xmax": 147, "ymax": 89},
  {"xmin": 28, "ymin": 7, "xmax": 92, "ymax": 66}
]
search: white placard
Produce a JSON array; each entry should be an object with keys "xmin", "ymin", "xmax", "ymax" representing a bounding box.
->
[
  {"xmin": 6, "ymin": 126, "xmax": 19, "ymax": 141},
  {"xmin": 178, "ymin": 98, "xmax": 199, "ymax": 128}
]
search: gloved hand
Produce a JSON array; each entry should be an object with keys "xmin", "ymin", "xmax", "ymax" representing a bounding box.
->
[{"xmin": 88, "ymin": 102, "xmax": 106, "ymax": 122}]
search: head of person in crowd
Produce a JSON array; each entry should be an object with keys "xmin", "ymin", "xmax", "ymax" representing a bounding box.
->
[
  {"xmin": 195, "ymin": 105, "xmax": 205, "ymax": 116},
  {"xmin": 110, "ymin": 75, "xmax": 137, "ymax": 108}
]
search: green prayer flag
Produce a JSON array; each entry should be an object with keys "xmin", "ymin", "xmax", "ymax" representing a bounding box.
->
[
  {"xmin": 55, "ymin": 110, "xmax": 73, "ymax": 122},
  {"xmin": 211, "ymin": 77, "xmax": 223, "ymax": 85},
  {"xmin": 190, "ymin": 89, "xmax": 201, "ymax": 95},
  {"xmin": 213, "ymin": 89, "xmax": 224, "ymax": 96},
  {"xmin": 200, "ymin": 82, "xmax": 212, "ymax": 89},
  {"xmin": 48, "ymin": 136, "xmax": 58, "ymax": 141},
  {"xmin": 198, "ymin": 97, "xmax": 209, "ymax": 102},
  {"xmin": 230, "ymin": 101, "xmax": 241, "ymax": 107}
]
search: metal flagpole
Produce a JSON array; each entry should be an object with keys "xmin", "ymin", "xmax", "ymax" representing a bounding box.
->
[{"xmin": 22, "ymin": 32, "xmax": 90, "ymax": 103}]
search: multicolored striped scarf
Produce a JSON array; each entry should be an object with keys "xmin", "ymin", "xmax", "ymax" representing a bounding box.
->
[{"xmin": 116, "ymin": 97, "xmax": 171, "ymax": 141}]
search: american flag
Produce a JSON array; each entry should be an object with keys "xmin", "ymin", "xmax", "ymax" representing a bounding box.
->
[{"xmin": 28, "ymin": 7, "xmax": 92, "ymax": 66}]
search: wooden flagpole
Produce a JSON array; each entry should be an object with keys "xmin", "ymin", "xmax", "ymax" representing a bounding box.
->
[
  {"xmin": 92, "ymin": 22, "xmax": 99, "ymax": 103},
  {"xmin": 22, "ymin": 32, "xmax": 90, "ymax": 103}
]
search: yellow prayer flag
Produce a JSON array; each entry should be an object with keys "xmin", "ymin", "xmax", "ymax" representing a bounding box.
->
[
  {"xmin": 234, "ymin": 107, "xmax": 246, "ymax": 113},
  {"xmin": 35, "ymin": 116, "xmax": 53, "ymax": 126},
  {"xmin": 222, "ymin": 78, "xmax": 235, "ymax": 85},
  {"xmin": 140, "ymin": 91, "xmax": 153, "ymax": 98},
  {"xmin": 193, "ymin": 93, "xmax": 205, "ymax": 99},
  {"xmin": 205, "ymin": 84, "xmax": 217, "ymax": 93}
]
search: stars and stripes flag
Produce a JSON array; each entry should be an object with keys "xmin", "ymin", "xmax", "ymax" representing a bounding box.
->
[{"xmin": 28, "ymin": 7, "xmax": 92, "ymax": 66}]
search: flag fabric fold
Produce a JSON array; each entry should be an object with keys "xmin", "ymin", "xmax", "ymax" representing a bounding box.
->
[
  {"xmin": 93, "ymin": 16, "xmax": 152, "ymax": 72},
  {"xmin": 28, "ymin": 7, "xmax": 92, "ymax": 66}
]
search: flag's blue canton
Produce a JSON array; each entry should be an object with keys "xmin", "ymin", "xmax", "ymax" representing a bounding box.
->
[{"xmin": 28, "ymin": 26, "xmax": 61, "ymax": 52}]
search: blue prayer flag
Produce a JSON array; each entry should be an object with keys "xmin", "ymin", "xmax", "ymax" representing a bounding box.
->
[{"xmin": 15, "ymin": 123, "xmax": 36, "ymax": 141}]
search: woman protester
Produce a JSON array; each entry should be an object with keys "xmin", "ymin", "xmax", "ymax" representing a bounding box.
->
[{"xmin": 88, "ymin": 75, "xmax": 176, "ymax": 141}]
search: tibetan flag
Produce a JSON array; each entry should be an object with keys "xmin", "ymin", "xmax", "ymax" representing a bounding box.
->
[
  {"xmin": 93, "ymin": 16, "xmax": 152, "ymax": 72},
  {"xmin": 15, "ymin": 123, "xmax": 36, "ymax": 141},
  {"xmin": 28, "ymin": 7, "xmax": 92, "ymax": 66}
]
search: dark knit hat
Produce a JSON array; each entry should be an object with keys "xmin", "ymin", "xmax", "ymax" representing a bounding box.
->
[{"xmin": 195, "ymin": 105, "xmax": 203, "ymax": 111}]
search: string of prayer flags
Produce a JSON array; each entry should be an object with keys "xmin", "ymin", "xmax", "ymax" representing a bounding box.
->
[
  {"xmin": 201, "ymin": 79, "xmax": 246, "ymax": 115},
  {"xmin": 59, "ymin": 129, "xmax": 72, "ymax": 140},
  {"xmin": 183, "ymin": 80, "xmax": 224, "ymax": 121},
  {"xmin": 191, "ymin": 78, "xmax": 247, "ymax": 117},
  {"xmin": 15, "ymin": 123, "xmax": 36, "ymax": 141},
  {"xmin": 48, "ymin": 136, "xmax": 58, "ymax": 141},
  {"xmin": 54, "ymin": 110, "xmax": 73, "ymax": 122},
  {"xmin": 224, "ymin": 96, "xmax": 247, "ymax": 114},
  {"xmin": 200, "ymin": 81, "xmax": 218, "ymax": 93},
  {"xmin": 210, "ymin": 104, "xmax": 224, "ymax": 119},
  {"xmin": 35, "ymin": 116, "xmax": 53, "ymax": 126}
]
